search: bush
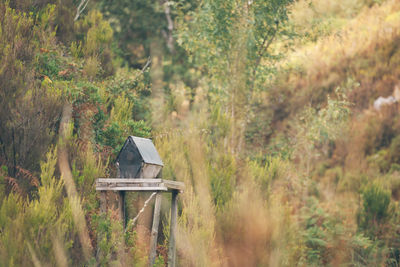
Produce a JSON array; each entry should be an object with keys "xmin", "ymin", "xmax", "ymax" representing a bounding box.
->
[
  {"xmin": 358, "ymin": 182, "xmax": 393, "ymax": 238},
  {"xmin": 208, "ymin": 151, "xmax": 236, "ymax": 210},
  {"xmin": 0, "ymin": 3, "xmax": 63, "ymax": 191},
  {"xmin": 248, "ymin": 156, "xmax": 289, "ymax": 196}
]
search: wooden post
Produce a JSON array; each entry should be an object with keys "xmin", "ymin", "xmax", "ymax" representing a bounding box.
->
[
  {"xmin": 117, "ymin": 166, "xmax": 125, "ymax": 227},
  {"xmin": 149, "ymin": 193, "xmax": 162, "ymax": 266},
  {"xmin": 117, "ymin": 191, "xmax": 125, "ymax": 227},
  {"xmin": 168, "ymin": 191, "xmax": 178, "ymax": 267},
  {"xmin": 97, "ymin": 191, "xmax": 107, "ymax": 259},
  {"xmin": 117, "ymin": 191, "xmax": 126, "ymax": 265},
  {"xmin": 100, "ymin": 191, "xmax": 107, "ymax": 213}
]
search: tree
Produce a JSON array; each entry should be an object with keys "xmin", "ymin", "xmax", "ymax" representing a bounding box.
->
[
  {"xmin": 178, "ymin": 0, "xmax": 294, "ymax": 154},
  {"xmin": 98, "ymin": 0, "xmax": 185, "ymax": 68},
  {"xmin": 0, "ymin": 3, "xmax": 63, "ymax": 195}
]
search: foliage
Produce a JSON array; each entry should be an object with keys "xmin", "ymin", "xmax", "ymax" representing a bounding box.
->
[
  {"xmin": 178, "ymin": 0, "xmax": 295, "ymax": 153},
  {"xmin": 0, "ymin": 147, "xmax": 75, "ymax": 266},
  {"xmin": 248, "ymin": 155, "xmax": 289, "ymax": 196},
  {"xmin": 2, "ymin": 0, "xmax": 400, "ymax": 266},
  {"xmin": 0, "ymin": 2, "xmax": 151, "ymax": 265},
  {"xmin": 292, "ymin": 83, "xmax": 353, "ymax": 175},
  {"xmin": 75, "ymin": 9, "xmax": 115, "ymax": 77},
  {"xmin": 0, "ymin": 2, "xmax": 63, "ymax": 194},
  {"xmin": 98, "ymin": 0, "xmax": 188, "ymax": 67},
  {"xmin": 208, "ymin": 148, "xmax": 236, "ymax": 210},
  {"xmin": 357, "ymin": 182, "xmax": 393, "ymax": 238}
]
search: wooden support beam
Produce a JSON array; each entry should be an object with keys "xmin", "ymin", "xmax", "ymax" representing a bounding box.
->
[
  {"xmin": 161, "ymin": 180, "xmax": 185, "ymax": 191},
  {"xmin": 95, "ymin": 186, "xmax": 168, "ymax": 192},
  {"xmin": 149, "ymin": 193, "xmax": 162, "ymax": 266},
  {"xmin": 97, "ymin": 178, "xmax": 164, "ymax": 183},
  {"xmin": 168, "ymin": 191, "xmax": 178, "ymax": 267},
  {"xmin": 99, "ymin": 191, "xmax": 107, "ymax": 213},
  {"xmin": 97, "ymin": 191, "xmax": 107, "ymax": 260},
  {"xmin": 95, "ymin": 179, "xmax": 185, "ymax": 192},
  {"xmin": 118, "ymin": 191, "xmax": 125, "ymax": 227}
]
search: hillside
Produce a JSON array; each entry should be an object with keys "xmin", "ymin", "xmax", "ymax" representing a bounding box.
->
[{"xmin": 1, "ymin": 0, "xmax": 400, "ymax": 266}]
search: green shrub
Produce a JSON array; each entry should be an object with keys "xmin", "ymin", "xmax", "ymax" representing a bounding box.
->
[
  {"xmin": 97, "ymin": 120, "xmax": 151, "ymax": 155},
  {"xmin": 248, "ymin": 156, "xmax": 289, "ymax": 196},
  {"xmin": 208, "ymin": 151, "xmax": 236, "ymax": 210},
  {"xmin": 300, "ymin": 198, "xmax": 332, "ymax": 266},
  {"xmin": 388, "ymin": 135, "xmax": 400, "ymax": 167},
  {"xmin": 37, "ymin": 52, "xmax": 62, "ymax": 79},
  {"xmin": 358, "ymin": 183, "xmax": 393, "ymax": 238},
  {"xmin": 0, "ymin": 2, "xmax": 64, "ymax": 184},
  {"xmin": 75, "ymin": 9, "xmax": 115, "ymax": 77},
  {"xmin": 366, "ymin": 149, "xmax": 390, "ymax": 173}
]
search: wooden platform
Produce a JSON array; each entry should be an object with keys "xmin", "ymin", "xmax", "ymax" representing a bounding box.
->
[
  {"xmin": 95, "ymin": 178, "xmax": 185, "ymax": 192},
  {"xmin": 96, "ymin": 177, "xmax": 183, "ymax": 267}
]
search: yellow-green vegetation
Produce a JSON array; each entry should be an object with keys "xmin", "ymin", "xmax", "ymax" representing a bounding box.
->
[{"xmin": 1, "ymin": 0, "xmax": 400, "ymax": 266}]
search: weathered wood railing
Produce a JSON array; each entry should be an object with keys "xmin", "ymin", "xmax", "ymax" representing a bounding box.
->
[{"xmin": 96, "ymin": 178, "xmax": 184, "ymax": 191}]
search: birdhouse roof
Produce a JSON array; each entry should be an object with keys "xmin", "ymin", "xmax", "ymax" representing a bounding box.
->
[{"xmin": 116, "ymin": 136, "xmax": 163, "ymax": 166}]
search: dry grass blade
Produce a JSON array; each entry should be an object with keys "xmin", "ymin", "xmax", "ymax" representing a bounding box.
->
[
  {"xmin": 58, "ymin": 103, "xmax": 93, "ymax": 260},
  {"xmin": 27, "ymin": 242, "xmax": 42, "ymax": 267}
]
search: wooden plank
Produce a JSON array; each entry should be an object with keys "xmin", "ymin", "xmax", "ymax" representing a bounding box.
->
[
  {"xmin": 97, "ymin": 178, "xmax": 184, "ymax": 186},
  {"xmin": 95, "ymin": 179, "xmax": 185, "ymax": 191},
  {"xmin": 96, "ymin": 183, "xmax": 163, "ymax": 188},
  {"xmin": 96, "ymin": 181, "xmax": 163, "ymax": 186},
  {"xmin": 95, "ymin": 186, "xmax": 168, "ymax": 191},
  {"xmin": 168, "ymin": 191, "xmax": 178, "ymax": 267},
  {"xmin": 97, "ymin": 178, "xmax": 162, "ymax": 183},
  {"xmin": 161, "ymin": 180, "xmax": 185, "ymax": 191},
  {"xmin": 148, "ymin": 193, "xmax": 162, "ymax": 266}
]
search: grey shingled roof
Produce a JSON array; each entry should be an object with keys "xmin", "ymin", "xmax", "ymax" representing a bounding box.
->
[{"xmin": 129, "ymin": 136, "xmax": 163, "ymax": 166}]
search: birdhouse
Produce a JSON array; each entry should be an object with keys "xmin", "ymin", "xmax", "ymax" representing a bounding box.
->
[
  {"xmin": 116, "ymin": 136, "xmax": 163, "ymax": 178},
  {"xmin": 97, "ymin": 136, "xmax": 183, "ymax": 266}
]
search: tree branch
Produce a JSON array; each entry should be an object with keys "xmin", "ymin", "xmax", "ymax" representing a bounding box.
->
[
  {"xmin": 133, "ymin": 56, "xmax": 152, "ymax": 82},
  {"xmin": 74, "ymin": 0, "xmax": 90, "ymax": 21},
  {"xmin": 162, "ymin": 1, "xmax": 175, "ymax": 53},
  {"xmin": 141, "ymin": 56, "xmax": 152, "ymax": 73},
  {"xmin": 249, "ymin": 22, "xmax": 280, "ymax": 94}
]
